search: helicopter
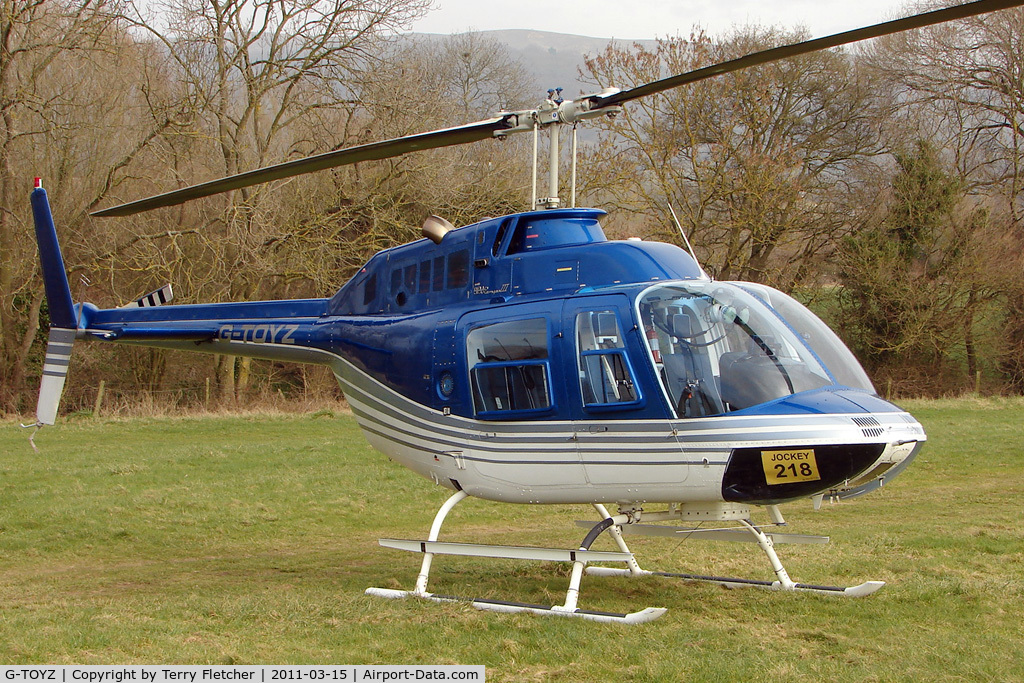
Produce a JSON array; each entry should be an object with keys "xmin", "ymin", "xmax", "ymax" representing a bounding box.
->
[{"xmin": 27, "ymin": 0, "xmax": 1022, "ymax": 624}]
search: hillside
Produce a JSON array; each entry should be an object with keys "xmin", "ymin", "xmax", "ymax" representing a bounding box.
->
[{"xmin": 409, "ymin": 29, "xmax": 658, "ymax": 100}]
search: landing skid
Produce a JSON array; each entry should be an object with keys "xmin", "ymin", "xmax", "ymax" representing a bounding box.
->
[
  {"xmin": 366, "ymin": 494, "xmax": 883, "ymax": 624},
  {"xmin": 367, "ymin": 587, "xmax": 666, "ymax": 625},
  {"xmin": 582, "ymin": 505, "xmax": 885, "ymax": 599},
  {"xmin": 585, "ymin": 567, "xmax": 885, "ymax": 597},
  {"xmin": 365, "ymin": 490, "xmax": 668, "ymax": 623}
]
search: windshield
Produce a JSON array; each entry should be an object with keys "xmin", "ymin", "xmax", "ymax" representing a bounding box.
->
[
  {"xmin": 639, "ymin": 282, "xmax": 857, "ymax": 416},
  {"xmin": 738, "ymin": 283, "xmax": 876, "ymax": 393}
]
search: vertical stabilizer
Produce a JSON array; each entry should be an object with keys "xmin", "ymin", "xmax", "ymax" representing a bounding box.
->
[
  {"xmin": 31, "ymin": 179, "xmax": 77, "ymax": 425},
  {"xmin": 32, "ymin": 180, "xmax": 76, "ymax": 328}
]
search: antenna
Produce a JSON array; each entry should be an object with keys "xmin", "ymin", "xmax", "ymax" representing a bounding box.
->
[{"xmin": 668, "ymin": 204, "xmax": 709, "ymax": 279}]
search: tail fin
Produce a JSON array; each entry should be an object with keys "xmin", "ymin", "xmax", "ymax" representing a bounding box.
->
[{"xmin": 31, "ymin": 179, "xmax": 78, "ymax": 425}]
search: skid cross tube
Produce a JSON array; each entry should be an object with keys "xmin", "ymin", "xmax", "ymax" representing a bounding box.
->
[
  {"xmin": 593, "ymin": 503, "xmax": 645, "ymax": 575},
  {"xmin": 558, "ymin": 507, "xmax": 633, "ymax": 613}
]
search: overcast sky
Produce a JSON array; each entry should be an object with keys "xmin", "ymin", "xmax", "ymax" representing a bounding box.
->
[{"xmin": 408, "ymin": 0, "xmax": 912, "ymax": 40}]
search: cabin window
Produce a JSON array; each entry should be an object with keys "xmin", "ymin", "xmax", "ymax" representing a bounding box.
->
[
  {"xmin": 639, "ymin": 282, "xmax": 833, "ymax": 417},
  {"xmin": 507, "ymin": 217, "xmax": 606, "ymax": 254},
  {"xmin": 362, "ymin": 273, "xmax": 377, "ymax": 306},
  {"xmin": 390, "ymin": 268, "xmax": 402, "ymax": 295},
  {"xmin": 576, "ymin": 310, "xmax": 641, "ymax": 408},
  {"xmin": 467, "ymin": 318, "xmax": 552, "ymax": 416},
  {"xmin": 447, "ymin": 249, "xmax": 469, "ymax": 289},
  {"xmin": 404, "ymin": 264, "xmax": 417, "ymax": 293},
  {"xmin": 419, "ymin": 260, "xmax": 432, "ymax": 294},
  {"xmin": 492, "ymin": 220, "xmax": 510, "ymax": 257},
  {"xmin": 432, "ymin": 255, "xmax": 446, "ymax": 292}
]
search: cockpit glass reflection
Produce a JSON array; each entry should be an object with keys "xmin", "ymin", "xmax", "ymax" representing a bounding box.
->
[{"xmin": 638, "ymin": 282, "xmax": 840, "ymax": 416}]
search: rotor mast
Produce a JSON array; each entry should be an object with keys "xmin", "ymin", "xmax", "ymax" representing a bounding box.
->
[
  {"xmin": 498, "ymin": 87, "xmax": 622, "ymax": 210},
  {"xmin": 540, "ymin": 89, "xmax": 564, "ymax": 210},
  {"xmin": 546, "ymin": 115, "xmax": 560, "ymax": 209}
]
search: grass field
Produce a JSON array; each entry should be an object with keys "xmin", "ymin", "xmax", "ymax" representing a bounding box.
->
[{"xmin": 1, "ymin": 400, "xmax": 1023, "ymax": 680}]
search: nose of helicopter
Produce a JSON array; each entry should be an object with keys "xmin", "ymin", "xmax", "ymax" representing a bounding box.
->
[
  {"xmin": 726, "ymin": 384, "xmax": 913, "ymax": 417},
  {"xmin": 720, "ymin": 387, "xmax": 926, "ymax": 504}
]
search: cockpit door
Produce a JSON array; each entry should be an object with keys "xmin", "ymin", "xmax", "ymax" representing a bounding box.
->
[{"xmin": 561, "ymin": 295, "xmax": 690, "ymax": 488}]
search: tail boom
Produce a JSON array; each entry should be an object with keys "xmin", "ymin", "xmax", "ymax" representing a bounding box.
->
[{"xmin": 29, "ymin": 180, "xmax": 334, "ymax": 425}]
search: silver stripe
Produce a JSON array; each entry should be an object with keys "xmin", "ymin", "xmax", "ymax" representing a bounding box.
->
[
  {"xmin": 331, "ymin": 349, "xmax": 906, "ymax": 443},
  {"xmin": 347, "ymin": 382, "xmax": 869, "ymax": 456},
  {"xmin": 335, "ymin": 354, "xmax": 911, "ymax": 455},
  {"xmin": 348, "ymin": 381, "xmax": 720, "ymax": 465}
]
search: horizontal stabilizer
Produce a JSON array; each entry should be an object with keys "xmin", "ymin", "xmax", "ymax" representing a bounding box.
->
[{"xmin": 121, "ymin": 283, "xmax": 173, "ymax": 308}]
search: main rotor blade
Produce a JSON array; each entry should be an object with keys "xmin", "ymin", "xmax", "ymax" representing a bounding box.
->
[
  {"xmin": 591, "ymin": 0, "xmax": 1024, "ymax": 109},
  {"xmin": 92, "ymin": 116, "xmax": 515, "ymax": 217}
]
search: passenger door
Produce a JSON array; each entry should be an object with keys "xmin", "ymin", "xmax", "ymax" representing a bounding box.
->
[{"xmin": 452, "ymin": 303, "xmax": 584, "ymax": 490}]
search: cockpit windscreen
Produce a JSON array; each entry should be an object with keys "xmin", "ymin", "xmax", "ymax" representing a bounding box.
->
[{"xmin": 638, "ymin": 282, "xmax": 852, "ymax": 416}]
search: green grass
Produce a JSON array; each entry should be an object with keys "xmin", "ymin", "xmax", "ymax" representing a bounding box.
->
[{"xmin": 2, "ymin": 401, "xmax": 1023, "ymax": 680}]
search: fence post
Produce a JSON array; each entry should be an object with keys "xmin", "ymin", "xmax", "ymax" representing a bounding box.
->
[{"xmin": 93, "ymin": 380, "xmax": 106, "ymax": 417}]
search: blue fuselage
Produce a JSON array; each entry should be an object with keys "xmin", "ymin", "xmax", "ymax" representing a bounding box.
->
[{"xmin": 70, "ymin": 208, "xmax": 925, "ymax": 505}]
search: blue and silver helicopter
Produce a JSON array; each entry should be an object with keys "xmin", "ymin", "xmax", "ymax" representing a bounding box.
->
[{"xmin": 29, "ymin": 0, "xmax": 1020, "ymax": 623}]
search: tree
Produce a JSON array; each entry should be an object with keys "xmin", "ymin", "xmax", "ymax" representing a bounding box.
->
[
  {"xmin": 580, "ymin": 27, "xmax": 883, "ymax": 287},
  {"xmin": 870, "ymin": 4, "xmax": 1024, "ymax": 215},
  {"xmin": 0, "ymin": 0, "xmax": 180, "ymax": 410},
  {"xmin": 116, "ymin": 0, "xmax": 430, "ymax": 402},
  {"xmin": 868, "ymin": 3, "xmax": 1024, "ymax": 393},
  {"xmin": 835, "ymin": 140, "xmax": 1002, "ymax": 393},
  {"xmin": 259, "ymin": 31, "xmax": 536, "ymax": 297}
]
